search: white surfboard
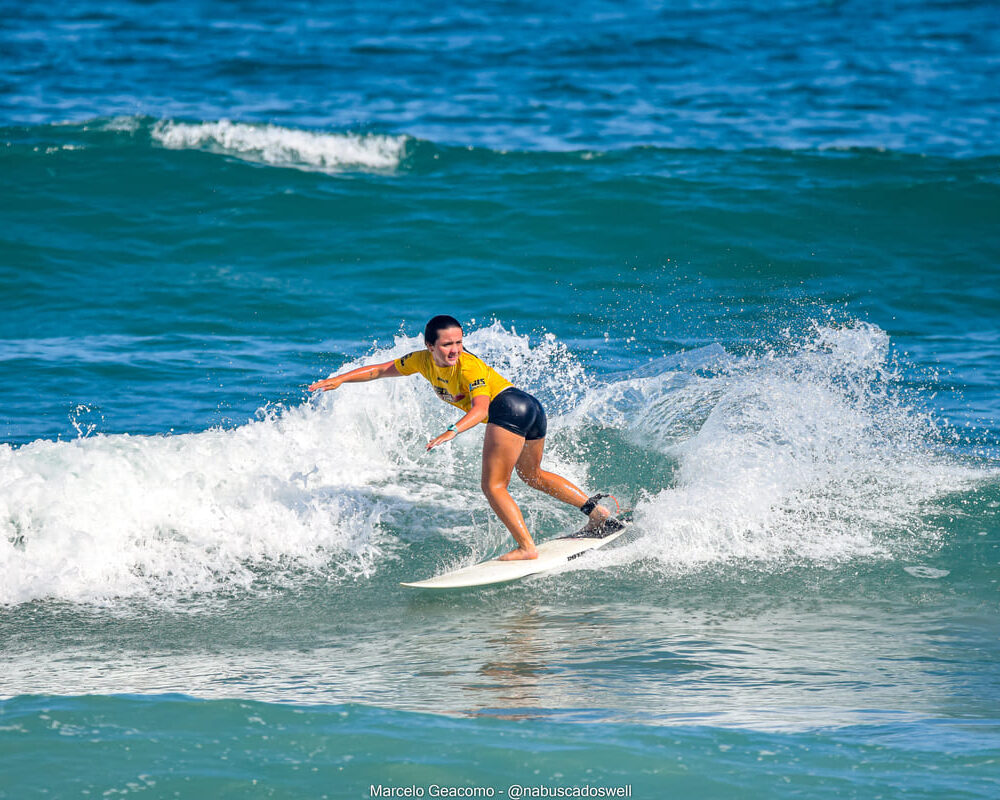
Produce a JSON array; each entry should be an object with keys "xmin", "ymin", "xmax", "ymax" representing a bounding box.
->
[{"xmin": 401, "ymin": 514, "xmax": 631, "ymax": 589}]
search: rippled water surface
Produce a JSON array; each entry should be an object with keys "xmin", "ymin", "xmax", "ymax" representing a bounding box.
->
[{"xmin": 2, "ymin": 1, "xmax": 999, "ymax": 797}]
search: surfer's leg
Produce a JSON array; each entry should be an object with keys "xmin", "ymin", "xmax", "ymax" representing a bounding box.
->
[
  {"xmin": 481, "ymin": 423, "xmax": 538, "ymax": 561},
  {"xmin": 515, "ymin": 439, "xmax": 611, "ymax": 528}
]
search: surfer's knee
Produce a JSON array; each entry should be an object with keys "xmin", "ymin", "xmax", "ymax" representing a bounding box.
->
[{"xmin": 481, "ymin": 475, "xmax": 509, "ymax": 498}]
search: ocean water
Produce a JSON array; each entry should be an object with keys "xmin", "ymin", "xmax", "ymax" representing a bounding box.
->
[{"xmin": 2, "ymin": 1, "xmax": 1000, "ymax": 797}]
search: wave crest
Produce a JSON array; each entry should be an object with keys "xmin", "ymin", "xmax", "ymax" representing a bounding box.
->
[{"xmin": 151, "ymin": 120, "xmax": 408, "ymax": 172}]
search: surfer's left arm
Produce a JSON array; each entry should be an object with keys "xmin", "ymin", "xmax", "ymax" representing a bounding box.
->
[{"xmin": 426, "ymin": 395, "xmax": 489, "ymax": 450}]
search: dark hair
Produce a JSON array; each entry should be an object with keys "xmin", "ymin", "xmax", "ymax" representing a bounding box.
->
[{"xmin": 424, "ymin": 315, "xmax": 463, "ymax": 345}]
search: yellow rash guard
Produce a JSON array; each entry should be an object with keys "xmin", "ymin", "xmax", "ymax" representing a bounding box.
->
[{"xmin": 393, "ymin": 350, "xmax": 512, "ymax": 418}]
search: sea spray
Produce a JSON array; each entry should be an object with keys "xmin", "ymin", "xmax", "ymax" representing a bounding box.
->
[{"xmin": 615, "ymin": 322, "xmax": 978, "ymax": 570}]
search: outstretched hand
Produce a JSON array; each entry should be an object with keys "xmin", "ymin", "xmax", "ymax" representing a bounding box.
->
[
  {"xmin": 426, "ymin": 429, "xmax": 457, "ymax": 451},
  {"xmin": 308, "ymin": 376, "xmax": 343, "ymax": 392}
]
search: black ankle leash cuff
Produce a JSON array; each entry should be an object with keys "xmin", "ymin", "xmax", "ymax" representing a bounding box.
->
[{"xmin": 580, "ymin": 493, "xmax": 608, "ymax": 516}]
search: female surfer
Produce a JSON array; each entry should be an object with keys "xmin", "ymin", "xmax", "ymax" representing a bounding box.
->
[{"xmin": 307, "ymin": 315, "xmax": 615, "ymax": 561}]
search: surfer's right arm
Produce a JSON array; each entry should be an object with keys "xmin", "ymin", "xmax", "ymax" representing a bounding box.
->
[{"xmin": 308, "ymin": 360, "xmax": 402, "ymax": 392}]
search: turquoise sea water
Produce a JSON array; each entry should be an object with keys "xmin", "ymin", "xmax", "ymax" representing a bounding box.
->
[{"xmin": 2, "ymin": 2, "xmax": 1000, "ymax": 797}]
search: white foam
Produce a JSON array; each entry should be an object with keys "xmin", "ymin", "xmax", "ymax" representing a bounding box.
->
[
  {"xmin": 903, "ymin": 566, "xmax": 950, "ymax": 579},
  {"xmin": 98, "ymin": 116, "xmax": 143, "ymax": 133},
  {"xmin": 150, "ymin": 119, "xmax": 407, "ymax": 172},
  {"xmin": 0, "ymin": 333, "xmax": 420, "ymax": 605}
]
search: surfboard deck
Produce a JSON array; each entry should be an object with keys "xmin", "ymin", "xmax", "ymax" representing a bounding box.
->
[{"xmin": 401, "ymin": 513, "xmax": 631, "ymax": 589}]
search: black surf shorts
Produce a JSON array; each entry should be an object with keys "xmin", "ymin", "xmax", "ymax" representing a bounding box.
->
[{"xmin": 488, "ymin": 387, "xmax": 547, "ymax": 441}]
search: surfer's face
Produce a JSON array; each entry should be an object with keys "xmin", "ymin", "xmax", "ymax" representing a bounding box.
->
[{"xmin": 428, "ymin": 326, "xmax": 463, "ymax": 367}]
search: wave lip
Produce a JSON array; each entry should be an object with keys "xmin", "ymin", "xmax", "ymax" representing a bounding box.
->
[
  {"xmin": 623, "ymin": 323, "xmax": 984, "ymax": 570},
  {"xmin": 150, "ymin": 119, "xmax": 408, "ymax": 172}
]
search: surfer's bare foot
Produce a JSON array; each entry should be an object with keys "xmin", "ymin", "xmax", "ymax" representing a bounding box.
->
[
  {"xmin": 584, "ymin": 504, "xmax": 612, "ymax": 530},
  {"xmin": 499, "ymin": 546, "xmax": 538, "ymax": 561}
]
